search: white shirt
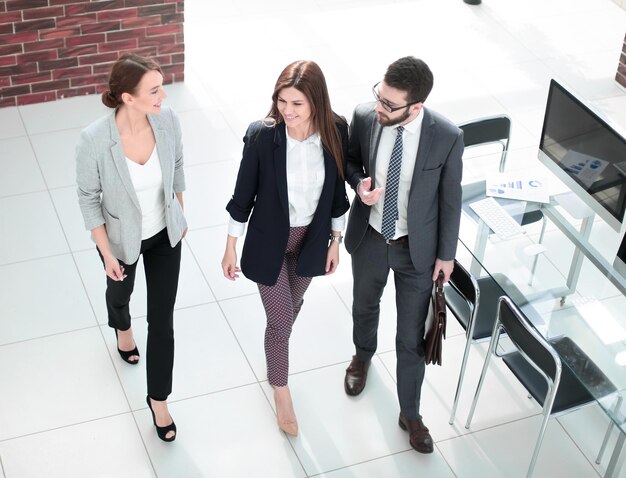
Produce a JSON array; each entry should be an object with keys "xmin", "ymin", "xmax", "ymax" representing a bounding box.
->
[
  {"xmin": 286, "ymin": 132, "xmax": 325, "ymax": 226},
  {"xmin": 369, "ymin": 110, "xmax": 424, "ymax": 239},
  {"xmin": 228, "ymin": 132, "xmax": 346, "ymax": 236},
  {"xmin": 125, "ymin": 146, "xmax": 166, "ymax": 240}
]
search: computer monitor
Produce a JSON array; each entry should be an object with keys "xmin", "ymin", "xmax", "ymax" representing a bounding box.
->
[{"xmin": 538, "ymin": 79, "xmax": 626, "ymax": 232}]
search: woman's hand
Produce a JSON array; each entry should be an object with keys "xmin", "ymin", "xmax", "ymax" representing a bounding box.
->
[
  {"xmin": 176, "ymin": 193, "xmax": 187, "ymax": 240},
  {"xmin": 92, "ymin": 225, "xmax": 125, "ymax": 281},
  {"xmin": 325, "ymin": 241, "xmax": 340, "ymax": 275},
  {"xmin": 103, "ymin": 253, "xmax": 127, "ymax": 281},
  {"xmin": 222, "ymin": 245, "xmax": 241, "ymax": 281}
]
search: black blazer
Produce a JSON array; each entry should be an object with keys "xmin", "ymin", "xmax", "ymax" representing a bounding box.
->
[{"xmin": 226, "ymin": 119, "xmax": 350, "ymax": 286}]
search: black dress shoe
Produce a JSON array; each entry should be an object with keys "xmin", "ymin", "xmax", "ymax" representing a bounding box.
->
[
  {"xmin": 344, "ymin": 355, "xmax": 371, "ymax": 396},
  {"xmin": 398, "ymin": 414, "xmax": 434, "ymax": 454}
]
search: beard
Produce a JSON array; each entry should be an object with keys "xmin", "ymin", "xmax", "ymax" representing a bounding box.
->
[{"xmin": 376, "ymin": 107, "xmax": 412, "ymax": 127}]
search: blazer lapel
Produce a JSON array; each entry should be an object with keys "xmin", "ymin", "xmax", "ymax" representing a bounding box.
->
[
  {"xmin": 148, "ymin": 113, "xmax": 173, "ymax": 201},
  {"xmin": 322, "ymin": 145, "xmax": 334, "ymax": 200},
  {"xmin": 273, "ymin": 123, "xmax": 289, "ymax": 219},
  {"xmin": 108, "ymin": 113, "xmax": 141, "ymax": 211},
  {"xmin": 368, "ymin": 110, "xmax": 383, "ymax": 185},
  {"xmin": 410, "ymin": 108, "xmax": 435, "ymax": 191}
]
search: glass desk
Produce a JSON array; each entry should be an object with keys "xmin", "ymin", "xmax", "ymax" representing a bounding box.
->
[{"xmin": 458, "ymin": 181, "xmax": 626, "ymax": 478}]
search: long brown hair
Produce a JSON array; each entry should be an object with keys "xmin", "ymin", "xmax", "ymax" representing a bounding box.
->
[
  {"xmin": 267, "ymin": 60, "xmax": 345, "ymax": 178},
  {"xmin": 101, "ymin": 54, "xmax": 162, "ymax": 108}
]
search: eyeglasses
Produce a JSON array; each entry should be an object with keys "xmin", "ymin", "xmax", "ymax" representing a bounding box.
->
[{"xmin": 372, "ymin": 82, "xmax": 421, "ymax": 113}]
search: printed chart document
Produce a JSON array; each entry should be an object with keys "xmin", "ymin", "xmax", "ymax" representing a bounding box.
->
[{"xmin": 486, "ymin": 169, "xmax": 550, "ymax": 203}]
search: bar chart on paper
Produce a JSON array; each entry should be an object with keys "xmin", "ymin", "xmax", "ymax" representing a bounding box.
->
[{"xmin": 486, "ymin": 171, "xmax": 550, "ymax": 203}]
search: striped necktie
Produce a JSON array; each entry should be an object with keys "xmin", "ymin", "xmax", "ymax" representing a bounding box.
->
[{"xmin": 381, "ymin": 125, "xmax": 404, "ymax": 241}]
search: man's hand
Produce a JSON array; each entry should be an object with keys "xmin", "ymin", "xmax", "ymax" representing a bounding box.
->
[
  {"xmin": 357, "ymin": 177, "xmax": 384, "ymax": 206},
  {"xmin": 433, "ymin": 259, "xmax": 454, "ymax": 282}
]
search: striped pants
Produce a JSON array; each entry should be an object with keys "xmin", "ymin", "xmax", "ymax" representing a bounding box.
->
[{"xmin": 258, "ymin": 226, "xmax": 312, "ymax": 387}]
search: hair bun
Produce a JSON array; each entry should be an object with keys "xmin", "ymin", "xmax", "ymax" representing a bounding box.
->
[{"xmin": 101, "ymin": 90, "xmax": 118, "ymax": 108}]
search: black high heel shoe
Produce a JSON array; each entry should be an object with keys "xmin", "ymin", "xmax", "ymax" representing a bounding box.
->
[
  {"xmin": 115, "ymin": 329, "xmax": 140, "ymax": 365},
  {"xmin": 146, "ymin": 396, "xmax": 176, "ymax": 442}
]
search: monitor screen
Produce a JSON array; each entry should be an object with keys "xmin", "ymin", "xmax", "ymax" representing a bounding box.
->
[{"xmin": 538, "ymin": 79, "xmax": 626, "ymax": 231}]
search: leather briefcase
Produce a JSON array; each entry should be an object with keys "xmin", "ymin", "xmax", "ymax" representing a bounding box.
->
[{"xmin": 424, "ymin": 270, "xmax": 447, "ymax": 366}]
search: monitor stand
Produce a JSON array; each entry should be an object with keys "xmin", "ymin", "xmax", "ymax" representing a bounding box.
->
[
  {"xmin": 614, "ymin": 256, "xmax": 626, "ymax": 278},
  {"xmin": 540, "ymin": 203, "xmax": 626, "ymax": 297},
  {"xmin": 613, "ymin": 231, "xmax": 626, "ymax": 279},
  {"xmin": 553, "ymin": 191, "xmax": 596, "ymax": 220}
]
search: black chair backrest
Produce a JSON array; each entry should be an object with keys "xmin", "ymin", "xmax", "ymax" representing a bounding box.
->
[
  {"xmin": 497, "ymin": 297, "xmax": 559, "ymax": 383},
  {"xmin": 459, "ymin": 115, "xmax": 511, "ymax": 149},
  {"xmin": 448, "ymin": 259, "xmax": 478, "ymax": 307}
]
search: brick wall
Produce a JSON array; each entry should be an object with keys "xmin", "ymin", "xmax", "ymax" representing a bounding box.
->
[
  {"xmin": 0, "ymin": 0, "xmax": 184, "ymax": 108},
  {"xmin": 618, "ymin": 33, "xmax": 626, "ymax": 89}
]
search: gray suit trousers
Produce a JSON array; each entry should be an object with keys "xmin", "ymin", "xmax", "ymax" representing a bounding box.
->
[{"xmin": 351, "ymin": 227, "xmax": 433, "ymax": 420}]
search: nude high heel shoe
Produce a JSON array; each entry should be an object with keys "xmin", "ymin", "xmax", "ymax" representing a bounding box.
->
[{"xmin": 274, "ymin": 386, "xmax": 298, "ymax": 437}]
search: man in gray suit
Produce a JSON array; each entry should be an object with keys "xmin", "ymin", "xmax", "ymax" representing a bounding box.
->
[{"xmin": 343, "ymin": 57, "xmax": 463, "ymax": 454}]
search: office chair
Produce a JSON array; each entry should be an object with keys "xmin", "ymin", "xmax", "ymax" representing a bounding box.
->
[
  {"xmin": 458, "ymin": 114, "xmax": 547, "ymax": 283},
  {"xmin": 446, "ymin": 259, "xmax": 527, "ymax": 424},
  {"xmin": 458, "ymin": 114, "xmax": 511, "ymax": 173},
  {"xmin": 465, "ymin": 296, "xmax": 618, "ymax": 478}
]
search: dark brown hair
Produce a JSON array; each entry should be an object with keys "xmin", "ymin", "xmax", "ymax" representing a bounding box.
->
[
  {"xmin": 267, "ymin": 60, "xmax": 345, "ymax": 178},
  {"xmin": 384, "ymin": 56, "xmax": 434, "ymax": 103},
  {"xmin": 101, "ymin": 54, "xmax": 163, "ymax": 108}
]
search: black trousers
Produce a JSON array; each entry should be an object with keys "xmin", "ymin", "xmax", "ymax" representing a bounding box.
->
[
  {"xmin": 350, "ymin": 227, "xmax": 432, "ymax": 420},
  {"xmin": 98, "ymin": 228, "xmax": 182, "ymax": 401}
]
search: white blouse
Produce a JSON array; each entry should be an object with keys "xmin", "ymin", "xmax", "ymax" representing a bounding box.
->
[
  {"xmin": 228, "ymin": 132, "xmax": 345, "ymax": 237},
  {"xmin": 125, "ymin": 146, "xmax": 166, "ymax": 240}
]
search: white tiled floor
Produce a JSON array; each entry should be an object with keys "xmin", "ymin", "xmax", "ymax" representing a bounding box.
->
[{"xmin": 1, "ymin": 0, "xmax": 626, "ymax": 477}]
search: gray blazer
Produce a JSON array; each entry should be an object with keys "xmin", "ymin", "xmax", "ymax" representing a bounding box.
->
[
  {"xmin": 345, "ymin": 102, "xmax": 464, "ymax": 273},
  {"xmin": 76, "ymin": 106, "xmax": 187, "ymax": 265}
]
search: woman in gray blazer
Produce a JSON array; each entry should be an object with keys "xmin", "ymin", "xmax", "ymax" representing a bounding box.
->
[{"xmin": 76, "ymin": 54, "xmax": 187, "ymax": 442}]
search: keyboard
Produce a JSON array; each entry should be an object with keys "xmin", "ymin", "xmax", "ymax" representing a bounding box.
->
[{"xmin": 469, "ymin": 197, "xmax": 525, "ymax": 240}]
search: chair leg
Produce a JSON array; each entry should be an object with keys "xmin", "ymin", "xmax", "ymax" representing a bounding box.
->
[
  {"xmin": 465, "ymin": 333, "xmax": 499, "ymax": 429},
  {"xmin": 597, "ymin": 422, "xmax": 615, "ymax": 465},
  {"xmin": 449, "ymin": 333, "xmax": 473, "ymax": 425},
  {"xmin": 526, "ymin": 404, "xmax": 553, "ymax": 478},
  {"xmin": 528, "ymin": 215, "xmax": 548, "ymax": 286},
  {"xmin": 605, "ymin": 432, "xmax": 626, "ymax": 478},
  {"xmin": 596, "ymin": 395, "xmax": 623, "ymax": 464}
]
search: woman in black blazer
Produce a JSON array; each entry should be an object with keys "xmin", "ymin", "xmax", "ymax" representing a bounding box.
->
[{"xmin": 221, "ymin": 60, "xmax": 350, "ymax": 436}]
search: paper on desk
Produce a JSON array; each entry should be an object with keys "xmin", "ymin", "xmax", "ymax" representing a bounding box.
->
[{"xmin": 486, "ymin": 170, "xmax": 550, "ymax": 204}]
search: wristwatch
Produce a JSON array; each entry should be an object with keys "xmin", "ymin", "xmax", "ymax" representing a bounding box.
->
[{"xmin": 329, "ymin": 235, "xmax": 344, "ymax": 244}]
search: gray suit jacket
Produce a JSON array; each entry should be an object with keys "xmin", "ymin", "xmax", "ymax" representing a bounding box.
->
[
  {"xmin": 76, "ymin": 106, "xmax": 187, "ymax": 265},
  {"xmin": 345, "ymin": 102, "xmax": 463, "ymax": 273}
]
